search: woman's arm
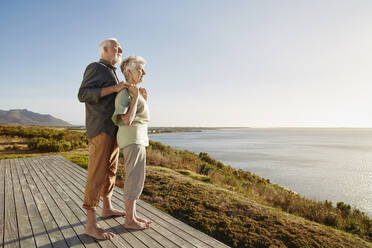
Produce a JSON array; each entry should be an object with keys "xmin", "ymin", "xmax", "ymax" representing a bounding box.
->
[
  {"xmin": 120, "ymin": 86, "xmax": 139, "ymax": 126},
  {"xmin": 139, "ymin": 87, "xmax": 147, "ymax": 101}
]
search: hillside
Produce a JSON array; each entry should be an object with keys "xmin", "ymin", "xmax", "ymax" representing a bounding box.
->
[
  {"xmin": 141, "ymin": 166, "xmax": 371, "ymax": 247},
  {"xmin": 0, "ymin": 109, "xmax": 71, "ymax": 126}
]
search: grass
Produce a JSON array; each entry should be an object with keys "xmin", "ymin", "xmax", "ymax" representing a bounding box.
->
[
  {"xmin": 64, "ymin": 155, "xmax": 88, "ymax": 169},
  {"xmin": 176, "ymin": 169, "xmax": 212, "ymax": 182},
  {"xmin": 0, "ymin": 154, "xmax": 40, "ymax": 160}
]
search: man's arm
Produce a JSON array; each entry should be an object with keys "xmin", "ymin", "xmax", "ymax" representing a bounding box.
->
[
  {"xmin": 100, "ymin": 82, "xmax": 126, "ymax": 98},
  {"xmin": 78, "ymin": 63, "xmax": 101, "ymax": 103},
  {"xmin": 78, "ymin": 63, "xmax": 127, "ymax": 103}
]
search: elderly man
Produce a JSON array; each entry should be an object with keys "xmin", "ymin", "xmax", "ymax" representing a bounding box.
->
[{"xmin": 78, "ymin": 38, "xmax": 126, "ymax": 240}]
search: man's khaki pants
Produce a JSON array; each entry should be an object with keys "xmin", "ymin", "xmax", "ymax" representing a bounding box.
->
[{"xmin": 83, "ymin": 132, "xmax": 119, "ymax": 211}]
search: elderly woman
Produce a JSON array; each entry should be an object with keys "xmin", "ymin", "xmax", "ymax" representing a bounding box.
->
[{"xmin": 112, "ymin": 56, "xmax": 151, "ymax": 230}]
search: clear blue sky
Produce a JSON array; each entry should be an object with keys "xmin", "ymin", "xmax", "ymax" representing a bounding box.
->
[{"xmin": 1, "ymin": 0, "xmax": 372, "ymax": 127}]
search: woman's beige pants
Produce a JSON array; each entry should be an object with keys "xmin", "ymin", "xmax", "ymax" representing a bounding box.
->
[{"xmin": 122, "ymin": 144, "xmax": 146, "ymax": 201}]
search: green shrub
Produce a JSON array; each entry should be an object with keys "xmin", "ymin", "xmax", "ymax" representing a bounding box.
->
[
  {"xmin": 28, "ymin": 137, "xmax": 74, "ymax": 152},
  {"xmin": 199, "ymin": 162, "xmax": 215, "ymax": 175},
  {"xmin": 0, "ymin": 125, "xmax": 87, "ymax": 143},
  {"xmin": 12, "ymin": 143, "xmax": 21, "ymax": 150},
  {"xmin": 324, "ymin": 213, "xmax": 339, "ymax": 227},
  {"xmin": 148, "ymin": 140, "xmax": 172, "ymax": 154},
  {"xmin": 346, "ymin": 219, "xmax": 362, "ymax": 234},
  {"xmin": 199, "ymin": 152, "xmax": 225, "ymax": 168},
  {"xmin": 337, "ymin": 202, "xmax": 351, "ymax": 217}
]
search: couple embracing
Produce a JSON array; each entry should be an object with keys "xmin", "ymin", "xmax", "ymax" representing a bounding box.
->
[{"xmin": 78, "ymin": 38, "xmax": 150, "ymax": 240}]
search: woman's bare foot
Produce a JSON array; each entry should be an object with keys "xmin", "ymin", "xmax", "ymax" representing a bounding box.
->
[
  {"xmin": 136, "ymin": 216, "xmax": 152, "ymax": 225},
  {"xmin": 101, "ymin": 209, "xmax": 126, "ymax": 218},
  {"xmin": 124, "ymin": 219, "xmax": 150, "ymax": 230},
  {"xmin": 85, "ymin": 225, "xmax": 115, "ymax": 240}
]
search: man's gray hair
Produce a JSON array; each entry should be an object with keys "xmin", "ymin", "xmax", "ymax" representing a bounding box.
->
[
  {"xmin": 99, "ymin": 38, "xmax": 118, "ymax": 56},
  {"xmin": 120, "ymin": 56, "xmax": 146, "ymax": 79}
]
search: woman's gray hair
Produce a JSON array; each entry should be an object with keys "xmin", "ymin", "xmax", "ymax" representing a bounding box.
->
[
  {"xmin": 120, "ymin": 56, "xmax": 146, "ymax": 80},
  {"xmin": 99, "ymin": 38, "xmax": 118, "ymax": 56}
]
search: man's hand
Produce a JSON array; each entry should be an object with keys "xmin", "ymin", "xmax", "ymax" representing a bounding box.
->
[
  {"xmin": 114, "ymin": 81, "xmax": 127, "ymax": 92},
  {"xmin": 139, "ymin": 88, "xmax": 147, "ymax": 101},
  {"xmin": 127, "ymin": 85, "xmax": 139, "ymax": 97}
]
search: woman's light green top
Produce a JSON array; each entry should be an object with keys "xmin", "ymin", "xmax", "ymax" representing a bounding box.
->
[{"xmin": 112, "ymin": 89, "xmax": 149, "ymax": 149}]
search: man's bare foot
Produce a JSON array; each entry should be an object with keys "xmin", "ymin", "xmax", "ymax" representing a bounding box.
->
[
  {"xmin": 136, "ymin": 216, "xmax": 152, "ymax": 225},
  {"xmin": 85, "ymin": 225, "xmax": 115, "ymax": 240},
  {"xmin": 101, "ymin": 209, "xmax": 126, "ymax": 218},
  {"xmin": 96, "ymin": 226, "xmax": 106, "ymax": 233},
  {"xmin": 124, "ymin": 220, "xmax": 150, "ymax": 230}
]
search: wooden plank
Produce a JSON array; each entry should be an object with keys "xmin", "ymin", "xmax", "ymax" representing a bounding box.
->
[
  {"xmin": 15, "ymin": 158, "xmax": 51, "ymax": 248},
  {"xmin": 23, "ymin": 158, "xmax": 84, "ymax": 248},
  {"xmin": 30, "ymin": 157, "xmax": 126, "ymax": 248},
  {"xmin": 0, "ymin": 159, "xmax": 6, "ymax": 248},
  {"xmin": 57, "ymin": 156, "xmax": 226, "ymax": 248},
  {"xmin": 4, "ymin": 159, "xmax": 20, "ymax": 248},
  {"xmin": 20, "ymin": 158, "xmax": 69, "ymax": 248},
  {"xmin": 138, "ymin": 201, "xmax": 228, "ymax": 248},
  {"xmin": 33, "ymin": 156, "xmax": 120, "ymax": 248},
  {"xmin": 11, "ymin": 159, "xmax": 36, "ymax": 248},
  {"xmin": 46, "ymin": 157, "xmax": 158, "ymax": 248},
  {"xmin": 53, "ymin": 156, "xmax": 223, "ymax": 248},
  {"xmin": 42, "ymin": 157, "xmax": 143, "ymax": 248},
  {"xmin": 20, "ymin": 158, "xmax": 101, "ymax": 248},
  {"xmin": 128, "ymin": 205, "xmax": 197, "ymax": 248},
  {"xmin": 26, "ymin": 157, "xmax": 90, "ymax": 248},
  {"xmin": 48, "ymin": 156, "xmax": 168, "ymax": 248}
]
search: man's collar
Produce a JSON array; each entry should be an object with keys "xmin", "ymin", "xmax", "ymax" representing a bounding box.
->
[{"xmin": 99, "ymin": 59, "xmax": 116, "ymax": 70}]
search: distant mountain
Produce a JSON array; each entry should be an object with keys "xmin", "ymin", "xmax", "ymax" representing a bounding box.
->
[{"xmin": 0, "ymin": 109, "xmax": 71, "ymax": 126}]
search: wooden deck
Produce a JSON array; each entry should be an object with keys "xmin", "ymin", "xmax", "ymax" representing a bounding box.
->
[{"xmin": 0, "ymin": 156, "xmax": 230, "ymax": 248}]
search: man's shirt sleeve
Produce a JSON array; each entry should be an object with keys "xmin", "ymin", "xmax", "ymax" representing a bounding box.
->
[{"xmin": 78, "ymin": 63, "xmax": 102, "ymax": 103}]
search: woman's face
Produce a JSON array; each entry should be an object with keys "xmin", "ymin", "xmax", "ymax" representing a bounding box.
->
[{"xmin": 130, "ymin": 64, "xmax": 146, "ymax": 84}]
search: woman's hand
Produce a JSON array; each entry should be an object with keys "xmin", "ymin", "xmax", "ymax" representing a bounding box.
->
[
  {"xmin": 127, "ymin": 85, "xmax": 139, "ymax": 98},
  {"xmin": 139, "ymin": 87, "xmax": 147, "ymax": 101}
]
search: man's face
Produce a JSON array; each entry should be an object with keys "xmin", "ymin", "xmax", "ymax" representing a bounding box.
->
[{"xmin": 106, "ymin": 41, "xmax": 122, "ymax": 65}]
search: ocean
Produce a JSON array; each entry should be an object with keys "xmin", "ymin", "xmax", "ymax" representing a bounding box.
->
[{"xmin": 149, "ymin": 128, "xmax": 372, "ymax": 217}]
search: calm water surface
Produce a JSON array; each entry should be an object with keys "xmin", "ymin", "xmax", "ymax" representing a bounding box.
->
[{"xmin": 150, "ymin": 128, "xmax": 372, "ymax": 216}]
